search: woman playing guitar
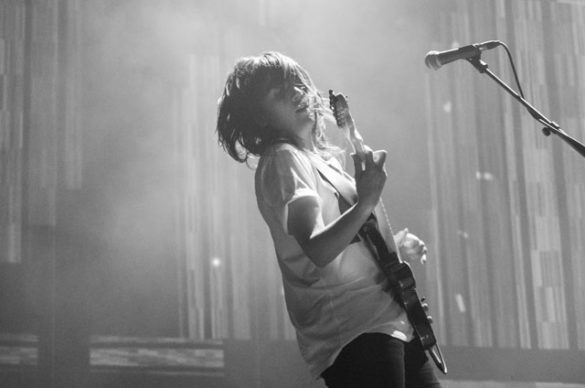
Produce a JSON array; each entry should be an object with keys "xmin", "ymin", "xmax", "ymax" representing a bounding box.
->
[{"xmin": 216, "ymin": 51, "xmax": 444, "ymax": 387}]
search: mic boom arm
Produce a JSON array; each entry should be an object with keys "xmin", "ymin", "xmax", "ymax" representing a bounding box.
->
[{"xmin": 466, "ymin": 56, "xmax": 585, "ymax": 159}]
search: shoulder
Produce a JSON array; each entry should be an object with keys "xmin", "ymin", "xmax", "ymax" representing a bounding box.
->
[
  {"xmin": 258, "ymin": 143, "xmax": 312, "ymax": 171},
  {"xmin": 254, "ymin": 143, "xmax": 320, "ymax": 207},
  {"xmin": 255, "ymin": 143, "xmax": 319, "ymax": 191},
  {"xmin": 262, "ymin": 142, "xmax": 305, "ymax": 159}
]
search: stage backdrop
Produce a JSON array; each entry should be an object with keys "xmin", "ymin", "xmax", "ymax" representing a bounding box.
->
[{"xmin": 1, "ymin": 0, "xmax": 584, "ymax": 387}]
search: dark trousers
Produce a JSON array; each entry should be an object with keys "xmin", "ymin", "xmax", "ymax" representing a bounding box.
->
[{"xmin": 321, "ymin": 333, "xmax": 442, "ymax": 388}]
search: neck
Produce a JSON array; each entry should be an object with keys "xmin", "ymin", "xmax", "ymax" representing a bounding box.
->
[
  {"xmin": 299, "ymin": 136, "xmax": 316, "ymax": 152},
  {"xmin": 270, "ymin": 134, "xmax": 315, "ymax": 152},
  {"xmin": 277, "ymin": 127, "xmax": 315, "ymax": 152},
  {"xmin": 297, "ymin": 121, "xmax": 317, "ymax": 152}
]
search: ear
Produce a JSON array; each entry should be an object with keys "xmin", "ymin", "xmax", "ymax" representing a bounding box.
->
[{"xmin": 253, "ymin": 110, "xmax": 269, "ymax": 128}]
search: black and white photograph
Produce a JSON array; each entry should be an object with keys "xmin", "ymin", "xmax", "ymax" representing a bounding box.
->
[{"xmin": 1, "ymin": 1, "xmax": 584, "ymax": 387}]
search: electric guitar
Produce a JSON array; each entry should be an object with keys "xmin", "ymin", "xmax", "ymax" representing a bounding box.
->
[{"xmin": 328, "ymin": 90, "xmax": 448, "ymax": 375}]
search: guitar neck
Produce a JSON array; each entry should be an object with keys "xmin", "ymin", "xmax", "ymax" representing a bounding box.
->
[
  {"xmin": 376, "ymin": 202, "xmax": 401, "ymax": 257},
  {"xmin": 346, "ymin": 120, "xmax": 367, "ymax": 158},
  {"xmin": 345, "ymin": 123, "xmax": 402, "ymax": 260}
]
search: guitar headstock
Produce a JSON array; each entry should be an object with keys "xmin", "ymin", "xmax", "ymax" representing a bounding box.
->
[
  {"xmin": 328, "ymin": 89, "xmax": 364, "ymax": 155},
  {"xmin": 328, "ymin": 90, "xmax": 350, "ymax": 129}
]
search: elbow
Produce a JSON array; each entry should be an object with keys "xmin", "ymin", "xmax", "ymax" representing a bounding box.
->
[
  {"xmin": 307, "ymin": 254, "xmax": 332, "ymax": 268},
  {"xmin": 302, "ymin": 243, "xmax": 335, "ymax": 268},
  {"xmin": 292, "ymin": 230, "xmax": 337, "ymax": 268}
]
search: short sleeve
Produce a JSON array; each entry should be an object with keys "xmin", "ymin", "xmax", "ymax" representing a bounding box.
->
[{"xmin": 256, "ymin": 146, "xmax": 320, "ymax": 234}]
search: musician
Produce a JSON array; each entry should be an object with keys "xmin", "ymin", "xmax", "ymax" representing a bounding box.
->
[{"xmin": 216, "ymin": 51, "xmax": 441, "ymax": 387}]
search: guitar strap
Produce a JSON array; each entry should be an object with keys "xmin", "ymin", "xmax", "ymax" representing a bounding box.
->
[
  {"xmin": 308, "ymin": 155, "xmax": 358, "ymax": 207},
  {"xmin": 309, "ymin": 155, "xmax": 403, "ymax": 282}
]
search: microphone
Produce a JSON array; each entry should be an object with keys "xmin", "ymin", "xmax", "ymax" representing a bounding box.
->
[{"xmin": 425, "ymin": 40, "xmax": 501, "ymax": 70}]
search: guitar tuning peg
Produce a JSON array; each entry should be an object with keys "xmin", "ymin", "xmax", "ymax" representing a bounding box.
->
[
  {"xmin": 422, "ymin": 302, "xmax": 429, "ymax": 311},
  {"xmin": 427, "ymin": 315, "xmax": 433, "ymax": 324}
]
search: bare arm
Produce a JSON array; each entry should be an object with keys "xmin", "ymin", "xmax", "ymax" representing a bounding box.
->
[{"xmin": 287, "ymin": 149, "xmax": 387, "ymax": 267}]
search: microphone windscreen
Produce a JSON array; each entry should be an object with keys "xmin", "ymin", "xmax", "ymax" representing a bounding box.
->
[{"xmin": 424, "ymin": 51, "xmax": 441, "ymax": 70}]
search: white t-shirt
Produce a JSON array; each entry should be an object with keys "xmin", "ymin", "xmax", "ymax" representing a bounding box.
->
[{"xmin": 255, "ymin": 143, "xmax": 414, "ymax": 378}]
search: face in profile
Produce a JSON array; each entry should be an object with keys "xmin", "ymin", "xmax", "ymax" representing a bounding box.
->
[{"xmin": 258, "ymin": 82, "xmax": 318, "ymax": 138}]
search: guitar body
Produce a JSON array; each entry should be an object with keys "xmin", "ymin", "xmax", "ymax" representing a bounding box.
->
[
  {"xmin": 329, "ymin": 90, "xmax": 447, "ymax": 375},
  {"xmin": 392, "ymin": 260, "xmax": 436, "ymax": 348}
]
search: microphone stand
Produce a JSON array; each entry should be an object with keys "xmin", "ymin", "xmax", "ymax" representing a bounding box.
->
[{"xmin": 467, "ymin": 56, "xmax": 585, "ymax": 159}]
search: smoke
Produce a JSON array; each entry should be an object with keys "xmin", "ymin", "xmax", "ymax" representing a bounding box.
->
[{"xmin": 80, "ymin": 0, "xmax": 219, "ymax": 336}]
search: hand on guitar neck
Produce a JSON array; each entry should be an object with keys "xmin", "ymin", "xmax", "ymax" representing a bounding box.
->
[{"xmin": 350, "ymin": 146, "xmax": 388, "ymax": 215}]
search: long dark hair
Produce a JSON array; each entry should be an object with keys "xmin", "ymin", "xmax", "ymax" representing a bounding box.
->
[{"xmin": 216, "ymin": 52, "xmax": 335, "ymax": 163}]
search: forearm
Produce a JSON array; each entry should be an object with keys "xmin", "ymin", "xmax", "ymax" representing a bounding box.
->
[
  {"xmin": 288, "ymin": 147, "xmax": 387, "ymax": 268},
  {"xmin": 298, "ymin": 201, "xmax": 374, "ymax": 268}
]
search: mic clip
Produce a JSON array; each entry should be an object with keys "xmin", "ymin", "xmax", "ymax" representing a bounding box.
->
[{"xmin": 467, "ymin": 56, "xmax": 488, "ymax": 73}]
